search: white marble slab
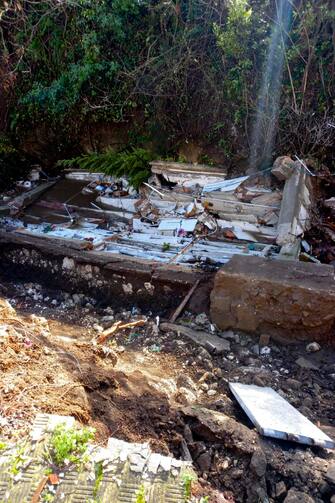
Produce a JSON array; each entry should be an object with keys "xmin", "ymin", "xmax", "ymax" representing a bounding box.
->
[{"xmin": 229, "ymin": 382, "xmax": 335, "ymax": 449}]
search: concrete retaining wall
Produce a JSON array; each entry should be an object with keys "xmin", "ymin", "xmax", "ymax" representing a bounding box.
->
[{"xmin": 210, "ymin": 255, "xmax": 335, "ymax": 343}]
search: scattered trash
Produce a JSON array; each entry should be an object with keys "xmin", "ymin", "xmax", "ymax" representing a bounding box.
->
[
  {"xmin": 148, "ymin": 344, "xmax": 161, "ymax": 353},
  {"xmin": 260, "ymin": 346, "xmax": 271, "ymax": 356}
]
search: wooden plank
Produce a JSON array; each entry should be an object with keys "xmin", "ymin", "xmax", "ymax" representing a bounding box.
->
[
  {"xmin": 160, "ymin": 322, "xmax": 230, "ymax": 354},
  {"xmin": 169, "ymin": 280, "xmax": 200, "ymax": 322},
  {"xmin": 150, "ymin": 160, "xmax": 226, "ymax": 176},
  {"xmin": 10, "ymin": 180, "xmax": 59, "ymax": 213},
  {"xmin": 14, "ymin": 229, "xmax": 92, "ymax": 250}
]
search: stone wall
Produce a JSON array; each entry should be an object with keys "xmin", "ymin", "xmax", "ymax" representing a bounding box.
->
[{"xmin": 0, "ymin": 236, "xmax": 209, "ymax": 314}]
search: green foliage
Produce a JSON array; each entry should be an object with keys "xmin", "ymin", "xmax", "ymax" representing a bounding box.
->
[
  {"xmin": 93, "ymin": 461, "xmax": 104, "ymax": 498},
  {"xmin": 46, "ymin": 423, "xmax": 95, "ymax": 467},
  {"xmin": 0, "ymin": 442, "xmax": 7, "ymax": 451},
  {"xmin": 182, "ymin": 472, "xmax": 197, "ymax": 502},
  {"xmin": 58, "ymin": 147, "xmax": 154, "ymax": 189},
  {"xmin": 2, "ymin": 0, "xmax": 335, "ymax": 167},
  {"xmin": 10, "ymin": 0, "xmax": 146, "ymax": 130},
  {"xmin": 42, "ymin": 493, "xmax": 55, "ymax": 503},
  {"xmin": 8, "ymin": 444, "xmax": 29, "ymax": 476},
  {"xmin": 213, "ymin": 0, "xmax": 252, "ymax": 60},
  {"xmin": 0, "ymin": 135, "xmax": 17, "ymax": 155},
  {"xmin": 135, "ymin": 484, "xmax": 147, "ymax": 503}
]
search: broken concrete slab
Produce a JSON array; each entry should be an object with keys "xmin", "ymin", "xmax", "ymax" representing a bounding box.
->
[
  {"xmin": 160, "ymin": 322, "xmax": 230, "ymax": 353},
  {"xmin": 150, "ymin": 160, "xmax": 227, "ymax": 187},
  {"xmin": 202, "ymin": 175, "xmax": 249, "ymax": 193},
  {"xmin": 210, "ymin": 255, "xmax": 335, "ymax": 343},
  {"xmin": 229, "ymin": 383, "xmax": 335, "ymax": 449},
  {"xmin": 276, "ymin": 161, "xmax": 313, "ymax": 257}
]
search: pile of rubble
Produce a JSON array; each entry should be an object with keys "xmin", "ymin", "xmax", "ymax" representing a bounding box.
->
[{"xmin": 0, "ymin": 156, "xmax": 315, "ymax": 268}]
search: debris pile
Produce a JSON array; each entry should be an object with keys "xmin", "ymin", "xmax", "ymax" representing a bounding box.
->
[{"xmin": 0, "ymin": 157, "xmax": 317, "ymax": 268}]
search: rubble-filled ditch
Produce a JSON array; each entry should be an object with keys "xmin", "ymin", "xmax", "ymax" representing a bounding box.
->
[{"xmin": 0, "ymin": 278, "xmax": 334, "ymax": 502}]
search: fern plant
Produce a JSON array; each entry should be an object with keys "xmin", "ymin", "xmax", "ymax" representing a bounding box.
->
[{"xmin": 57, "ymin": 147, "xmax": 154, "ymax": 190}]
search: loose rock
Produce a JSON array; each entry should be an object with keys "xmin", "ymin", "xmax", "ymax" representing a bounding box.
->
[
  {"xmin": 326, "ymin": 464, "xmax": 335, "ymax": 485},
  {"xmin": 283, "ymin": 489, "xmax": 315, "ymax": 503},
  {"xmin": 250, "ymin": 449, "xmax": 267, "ymax": 478},
  {"xmin": 295, "ymin": 357, "xmax": 319, "ymax": 370},
  {"xmin": 306, "ymin": 342, "xmax": 321, "ymax": 353},
  {"xmin": 275, "ymin": 481, "xmax": 287, "ymax": 498},
  {"xmin": 197, "ymin": 451, "xmax": 212, "ymax": 472}
]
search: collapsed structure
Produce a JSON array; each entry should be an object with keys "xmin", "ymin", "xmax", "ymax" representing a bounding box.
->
[
  {"xmin": 0, "ymin": 157, "xmax": 313, "ymax": 263},
  {"xmin": 1, "ymin": 156, "xmax": 334, "ymax": 342}
]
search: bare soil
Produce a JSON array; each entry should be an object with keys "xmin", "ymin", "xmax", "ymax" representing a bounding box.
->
[{"xmin": 0, "ymin": 278, "xmax": 334, "ymax": 502}]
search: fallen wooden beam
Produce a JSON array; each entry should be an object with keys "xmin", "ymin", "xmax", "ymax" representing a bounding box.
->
[
  {"xmin": 150, "ymin": 160, "xmax": 227, "ymax": 177},
  {"xmin": 10, "ymin": 180, "xmax": 59, "ymax": 214}
]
